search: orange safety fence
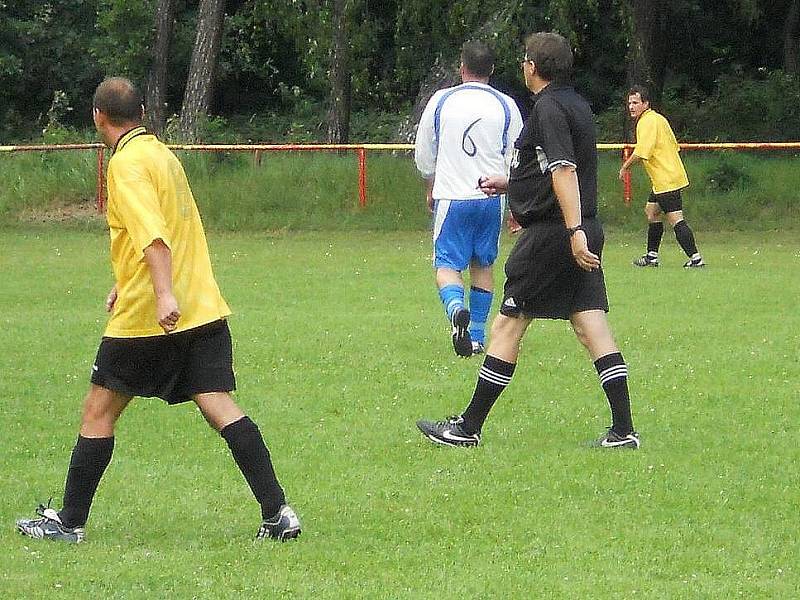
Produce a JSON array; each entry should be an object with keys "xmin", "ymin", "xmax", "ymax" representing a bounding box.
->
[{"xmin": 3, "ymin": 141, "xmax": 800, "ymax": 211}]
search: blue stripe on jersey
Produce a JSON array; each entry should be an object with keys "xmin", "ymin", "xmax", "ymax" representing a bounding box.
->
[{"xmin": 433, "ymin": 85, "xmax": 513, "ymax": 156}]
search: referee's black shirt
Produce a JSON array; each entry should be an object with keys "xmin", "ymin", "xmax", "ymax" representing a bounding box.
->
[{"xmin": 507, "ymin": 84, "xmax": 598, "ymax": 227}]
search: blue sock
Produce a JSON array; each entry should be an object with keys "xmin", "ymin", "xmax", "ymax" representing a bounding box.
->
[
  {"xmin": 438, "ymin": 284, "xmax": 465, "ymax": 321},
  {"xmin": 468, "ymin": 286, "xmax": 492, "ymax": 344}
]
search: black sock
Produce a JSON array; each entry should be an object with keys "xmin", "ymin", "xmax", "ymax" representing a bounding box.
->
[
  {"xmin": 673, "ymin": 220, "xmax": 699, "ymax": 257},
  {"xmin": 594, "ymin": 352, "xmax": 634, "ymax": 435},
  {"xmin": 460, "ymin": 355, "xmax": 516, "ymax": 434},
  {"xmin": 58, "ymin": 435, "xmax": 114, "ymax": 528},
  {"xmin": 646, "ymin": 222, "xmax": 664, "ymax": 254},
  {"xmin": 221, "ymin": 416, "xmax": 285, "ymax": 519}
]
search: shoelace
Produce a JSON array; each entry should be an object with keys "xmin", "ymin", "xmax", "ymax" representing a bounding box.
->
[{"xmin": 34, "ymin": 497, "xmax": 55, "ymax": 519}]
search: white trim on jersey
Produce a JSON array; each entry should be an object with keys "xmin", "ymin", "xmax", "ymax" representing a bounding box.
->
[{"xmin": 432, "ymin": 199, "xmax": 452, "ymax": 259}]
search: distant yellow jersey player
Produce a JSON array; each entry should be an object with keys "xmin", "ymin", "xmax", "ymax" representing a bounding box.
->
[
  {"xmin": 632, "ymin": 108, "xmax": 689, "ymax": 194},
  {"xmin": 619, "ymin": 85, "xmax": 705, "ymax": 269}
]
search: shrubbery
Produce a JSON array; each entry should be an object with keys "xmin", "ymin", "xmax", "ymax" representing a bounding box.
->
[{"xmin": 595, "ymin": 70, "xmax": 800, "ymax": 142}]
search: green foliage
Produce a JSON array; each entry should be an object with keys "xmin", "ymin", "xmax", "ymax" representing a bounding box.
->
[
  {"xmin": 0, "ymin": 149, "xmax": 98, "ymax": 218},
  {"xmin": 596, "ymin": 69, "xmax": 800, "ymax": 143},
  {"xmin": 183, "ymin": 152, "xmax": 429, "ymax": 231},
  {"xmin": 704, "ymin": 153, "xmax": 753, "ymax": 193},
  {"xmin": 2, "ymin": 0, "xmax": 799, "ymax": 142},
  {"xmin": 91, "ymin": 0, "xmax": 155, "ymax": 83},
  {"xmin": 1, "ymin": 229, "xmax": 799, "ymax": 597},
  {"xmin": 0, "ymin": 0, "xmax": 104, "ymax": 138},
  {"xmin": 2, "ymin": 147, "xmax": 799, "ymax": 233}
]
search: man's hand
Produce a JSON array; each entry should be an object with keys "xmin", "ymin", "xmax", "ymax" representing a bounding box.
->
[
  {"xmin": 618, "ymin": 167, "xmax": 629, "ymax": 181},
  {"xmin": 157, "ymin": 293, "xmax": 181, "ymax": 333},
  {"xmin": 105, "ymin": 286, "xmax": 118, "ymax": 313},
  {"xmin": 570, "ymin": 230, "xmax": 600, "ymax": 271},
  {"xmin": 507, "ymin": 212, "xmax": 522, "ymax": 235},
  {"xmin": 477, "ymin": 175, "xmax": 508, "ymax": 196},
  {"xmin": 426, "ymin": 189, "xmax": 435, "ymax": 213}
]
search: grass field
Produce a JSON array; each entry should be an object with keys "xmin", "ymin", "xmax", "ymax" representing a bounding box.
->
[{"xmin": 1, "ymin": 228, "xmax": 798, "ymax": 598}]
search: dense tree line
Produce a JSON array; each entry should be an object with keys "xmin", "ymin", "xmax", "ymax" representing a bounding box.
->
[{"xmin": 1, "ymin": 0, "xmax": 799, "ymax": 142}]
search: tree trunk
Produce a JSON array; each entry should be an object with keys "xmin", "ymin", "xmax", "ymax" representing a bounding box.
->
[
  {"xmin": 178, "ymin": 0, "xmax": 226, "ymax": 141},
  {"xmin": 397, "ymin": 5, "xmax": 513, "ymax": 143},
  {"xmin": 396, "ymin": 55, "xmax": 459, "ymax": 143},
  {"xmin": 327, "ymin": 0, "xmax": 351, "ymax": 143},
  {"xmin": 626, "ymin": 0, "xmax": 669, "ymax": 103},
  {"xmin": 784, "ymin": 0, "xmax": 800, "ymax": 75},
  {"xmin": 144, "ymin": 0, "xmax": 176, "ymax": 137}
]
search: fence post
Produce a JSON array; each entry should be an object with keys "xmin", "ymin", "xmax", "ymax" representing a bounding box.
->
[
  {"xmin": 357, "ymin": 147, "xmax": 367, "ymax": 207},
  {"xmin": 622, "ymin": 145, "xmax": 632, "ymax": 206},
  {"xmin": 96, "ymin": 146, "xmax": 106, "ymax": 212}
]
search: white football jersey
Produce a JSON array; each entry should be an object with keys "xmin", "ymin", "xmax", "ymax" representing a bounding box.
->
[{"xmin": 415, "ymin": 82, "xmax": 523, "ymax": 200}]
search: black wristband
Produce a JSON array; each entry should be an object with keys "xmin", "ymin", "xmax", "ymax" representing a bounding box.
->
[{"xmin": 566, "ymin": 224, "xmax": 583, "ymax": 237}]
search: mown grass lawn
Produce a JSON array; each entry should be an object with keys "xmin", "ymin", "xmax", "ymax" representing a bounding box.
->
[{"xmin": 1, "ymin": 228, "xmax": 797, "ymax": 598}]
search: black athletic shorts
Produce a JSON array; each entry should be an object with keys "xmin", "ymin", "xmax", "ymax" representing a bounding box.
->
[
  {"xmin": 648, "ymin": 189, "xmax": 683, "ymax": 213},
  {"xmin": 90, "ymin": 319, "xmax": 236, "ymax": 405},
  {"xmin": 500, "ymin": 217, "xmax": 609, "ymax": 320}
]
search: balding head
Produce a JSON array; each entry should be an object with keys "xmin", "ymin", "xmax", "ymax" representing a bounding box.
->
[{"xmin": 93, "ymin": 77, "xmax": 143, "ymax": 126}]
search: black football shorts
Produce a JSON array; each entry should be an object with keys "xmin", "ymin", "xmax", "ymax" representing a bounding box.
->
[
  {"xmin": 90, "ymin": 319, "xmax": 236, "ymax": 405},
  {"xmin": 500, "ymin": 217, "xmax": 609, "ymax": 320},
  {"xmin": 649, "ymin": 189, "xmax": 683, "ymax": 213}
]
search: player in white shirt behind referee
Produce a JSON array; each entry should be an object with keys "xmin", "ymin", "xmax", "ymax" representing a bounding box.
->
[{"xmin": 415, "ymin": 40, "xmax": 523, "ymax": 358}]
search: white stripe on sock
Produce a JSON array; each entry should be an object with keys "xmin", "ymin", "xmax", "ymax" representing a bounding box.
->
[
  {"xmin": 479, "ymin": 366, "xmax": 512, "ymax": 386},
  {"xmin": 599, "ymin": 365, "xmax": 628, "ymax": 385}
]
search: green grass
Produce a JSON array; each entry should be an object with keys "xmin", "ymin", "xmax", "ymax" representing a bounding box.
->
[
  {"xmin": 2, "ymin": 149, "xmax": 798, "ymax": 231},
  {"xmin": 1, "ymin": 228, "xmax": 798, "ymax": 598}
]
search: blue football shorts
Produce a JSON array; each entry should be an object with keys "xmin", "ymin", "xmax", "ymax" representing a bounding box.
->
[{"xmin": 432, "ymin": 196, "xmax": 502, "ymax": 271}]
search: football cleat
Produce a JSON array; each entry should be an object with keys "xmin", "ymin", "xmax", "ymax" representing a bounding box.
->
[
  {"xmin": 256, "ymin": 504, "xmax": 301, "ymax": 541},
  {"xmin": 471, "ymin": 341, "xmax": 485, "ymax": 356},
  {"xmin": 416, "ymin": 415, "xmax": 480, "ymax": 447},
  {"xmin": 451, "ymin": 307, "xmax": 473, "ymax": 358},
  {"xmin": 591, "ymin": 428, "xmax": 640, "ymax": 449},
  {"xmin": 632, "ymin": 254, "xmax": 659, "ymax": 267},
  {"xmin": 683, "ymin": 257, "xmax": 706, "ymax": 268},
  {"xmin": 16, "ymin": 501, "xmax": 85, "ymax": 543}
]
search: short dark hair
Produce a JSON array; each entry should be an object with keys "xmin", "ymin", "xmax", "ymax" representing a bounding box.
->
[
  {"xmin": 524, "ymin": 32, "xmax": 573, "ymax": 83},
  {"xmin": 93, "ymin": 77, "xmax": 142, "ymax": 126},
  {"xmin": 628, "ymin": 85, "xmax": 651, "ymax": 104},
  {"xmin": 461, "ymin": 40, "xmax": 494, "ymax": 78}
]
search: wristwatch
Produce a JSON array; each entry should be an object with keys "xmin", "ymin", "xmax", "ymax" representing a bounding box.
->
[{"xmin": 566, "ymin": 224, "xmax": 583, "ymax": 237}]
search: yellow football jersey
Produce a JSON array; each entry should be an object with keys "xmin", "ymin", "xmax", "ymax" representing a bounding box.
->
[
  {"xmin": 104, "ymin": 127, "xmax": 230, "ymax": 337},
  {"xmin": 634, "ymin": 109, "xmax": 689, "ymax": 194}
]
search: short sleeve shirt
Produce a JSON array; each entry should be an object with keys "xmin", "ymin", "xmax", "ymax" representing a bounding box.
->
[
  {"xmin": 104, "ymin": 127, "xmax": 230, "ymax": 337},
  {"xmin": 414, "ymin": 82, "xmax": 523, "ymax": 200},
  {"xmin": 634, "ymin": 109, "xmax": 689, "ymax": 193},
  {"xmin": 506, "ymin": 85, "xmax": 598, "ymax": 227}
]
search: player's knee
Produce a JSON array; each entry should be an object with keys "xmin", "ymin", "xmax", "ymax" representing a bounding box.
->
[
  {"xmin": 80, "ymin": 403, "xmax": 115, "ymax": 434},
  {"xmin": 490, "ymin": 314, "xmax": 525, "ymax": 341},
  {"xmin": 572, "ymin": 323, "xmax": 591, "ymax": 349},
  {"xmin": 195, "ymin": 391, "xmax": 243, "ymax": 432}
]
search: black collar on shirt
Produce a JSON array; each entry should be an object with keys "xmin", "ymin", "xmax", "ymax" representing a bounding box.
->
[
  {"xmin": 532, "ymin": 83, "xmax": 572, "ymax": 102},
  {"xmin": 113, "ymin": 126, "xmax": 148, "ymax": 154}
]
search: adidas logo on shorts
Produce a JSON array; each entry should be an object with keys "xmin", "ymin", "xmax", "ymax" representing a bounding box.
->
[{"xmin": 503, "ymin": 297, "xmax": 517, "ymax": 308}]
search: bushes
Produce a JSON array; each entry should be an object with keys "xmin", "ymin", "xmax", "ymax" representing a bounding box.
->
[{"xmin": 596, "ymin": 70, "xmax": 800, "ymax": 142}]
